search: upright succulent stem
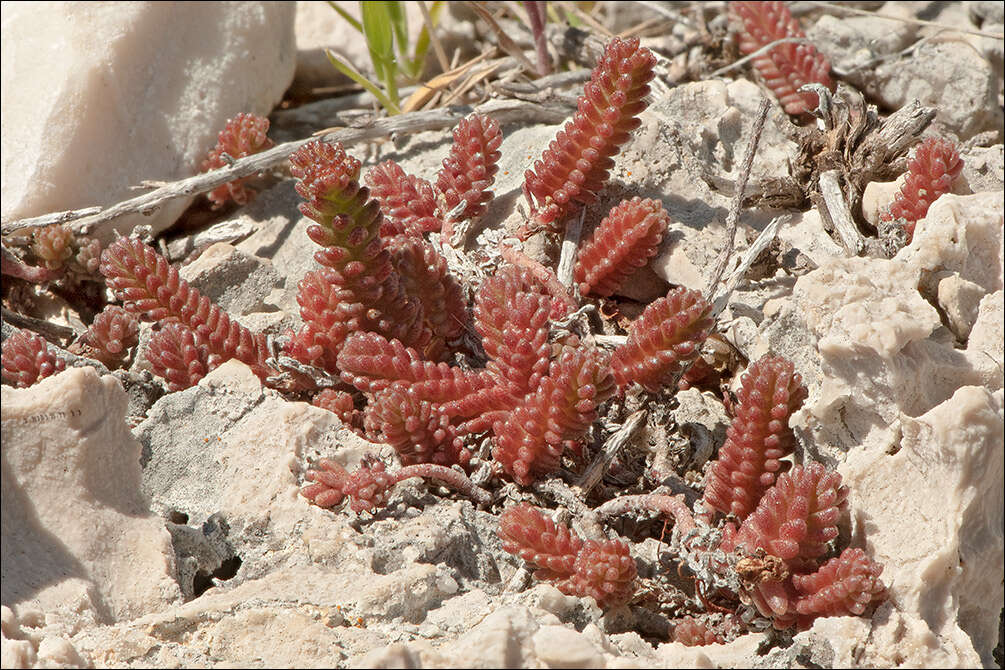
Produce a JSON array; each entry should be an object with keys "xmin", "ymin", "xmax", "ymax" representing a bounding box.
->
[
  {"xmin": 880, "ymin": 136, "xmax": 963, "ymax": 240},
  {"xmin": 100, "ymin": 238, "xmax": 274, "ymax": 381},
  {"xmin": 574, "ymin": 197, "xmax": 669, "ymax": 298},
  {"xmin": 611, "ymin": 288, "xmax": 714, "ymax": 393},
  {"xmin": 522, "ymin": 37, "xmax": 656, "ymax": 236},
  {"xmin": 702, "ymin": 355, "xmax": 808, "ymax": 521},
  {"xmin": 200, "ymin": 112, "xmax": 273, "ymax": 208},
  {"xmin": 730, "ymin": 1, "xmax": 833, "ymax": 116}
]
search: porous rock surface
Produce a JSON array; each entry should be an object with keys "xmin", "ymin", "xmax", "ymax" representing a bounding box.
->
[
  {"xmin": 809, "ymin": 2, "xmax": 1003, "ymax": 140},
  {"xmin": 0, "ymin": 2, "xmax": 296, "ymax": 241},
  {"xmin": 1, "ymin": 368, "xmax": 180, "ymax": 667}
]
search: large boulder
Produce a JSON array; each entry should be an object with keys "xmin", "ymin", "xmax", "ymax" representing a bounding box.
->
[{"xmin": 0, "ymin": 2, "xmax": 296, "ymax": 241}]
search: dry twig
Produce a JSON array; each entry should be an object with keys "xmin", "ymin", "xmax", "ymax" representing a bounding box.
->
[
  {"xmin": 705, "ymin": 98, "xmax": 770, "ymax": 298},
  {"xmin": 2, "ymin": 100, "xmax": 572, "ymax": 238}
]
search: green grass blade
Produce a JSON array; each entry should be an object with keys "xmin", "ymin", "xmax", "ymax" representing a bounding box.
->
[
  {"xmin": 327, "ymin": 1, "xmax": 362, "ymax": 33},
  {"xmin": 360, "ymin": 1, "xmax": 400, "ymax": 107},
  {"xmin": 325, "ymin": 49, "xmax": 401, "ymax": 114},
  {"xmin": 360, "ymin": 1, "xmax": 394, "ymax": 79},
  {"xmin": 386, "ymin": 1, "xmax": 410, "ymax": 64},
  {"xmin": 410, "ymin": 0, "xmax": 444, "ymax": 79}
]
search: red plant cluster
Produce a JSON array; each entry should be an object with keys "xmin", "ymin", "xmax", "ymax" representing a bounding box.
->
[
  {"xmin": 18, "ymin": 30, "xmax": 890, "ymax": 644},
  {"xmin": 100, "ymin": 236, "xmax": 275, "ymax": 382},
  {"xmin": 499, "ymin": 503, "xmax": 637, "ymax": 609},
  {"xmin": 1, "ymin": 329, "xmax": 67, "ymax": 388},
  {"xmin": 200, "ymin": 112, "xmax": 274, "ymax": 208},
  {"xmin": 672, "ymin": 616, "xmax": 727, "ymax": 646},
  {"xmin": 716, "ymin": 462, "xmax": 885, "ymax": 630},
  {"xmin": 302, "ymin": 456, "xmax": 490, "ymax": 513},
  {"xmin": 880, "ymin": 136, "xmax": 963, "ymax": 240},
  {"xmin": 366, "ymin": 112, "xmax": 503, "ymax": 241},
  {"xmin": 73, "ymin": 305, "xmax": 140, "ymax": 369},
  {"xmin": 729, "ymin": 1, "xmax": 833, "ymax": 116},
  {"xmin": 31, "ymin": 224, "xmax": 74, "ymax": 270},
  {"xmin": 676, "ymin": 354, "xmax": 887, "ymax": 631},
  {"xmin": 146, "ymin": 322, "xmax": 212, "ymax": 392}
]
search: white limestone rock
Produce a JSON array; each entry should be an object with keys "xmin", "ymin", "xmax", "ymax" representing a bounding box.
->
[
  {"xmin": 1, "ymin": 368, "xmax": 181, "ymax": 623},
  {"xmin": 860, "ymin": 176, "xmax": 906, "ymax": 228},
  {"xmin": 838, "ymin": 385, "xmax": 1004, "ymax": 667},
  {"xmin": 934, "ymin": 270, "xmax": 986, "ymax": 339},
  {"xmin": 896, "ymin": 191, "xmax": 1005, "ymax": 294},
  {"xmin": 960, "ymin": 144, "xmax": 1005, "ymax": 194},
  {"xmin": 1, "ymin": 605, "xmax": 89, "ymax": 669},
  {"xmin": 0, "ymin": 2, "xmax": 296, "ymax": 241},
  {"xmin": 532, "ymin": 624, "xmax": 606, "ymax": 668},
  {"xmin": 965, "ymin": 289, "xmax": 1005, "ymax": 391},
  {"xmin": 792, "ymin": 256, "xmax": 983, "ymax": 453},
  {"xmin": 178, "ymin": 242, "xmax": 283, "ymax": 317},
  {"xmin": 640, "ymin": 79, "xmax": 798, "ymax": 189},
  {"xmin": 862, "ymin": 41, "xmax": 1001, "ymax": 140}
]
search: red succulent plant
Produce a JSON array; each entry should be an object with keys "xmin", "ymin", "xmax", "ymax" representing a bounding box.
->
[{"xmin": 729, "ymin": 1, "xmax": 833, "ymax": 116}]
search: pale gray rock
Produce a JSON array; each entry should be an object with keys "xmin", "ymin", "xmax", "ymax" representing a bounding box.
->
[
  {"xmin": 134, "ymin": 361, "xmax": 372, "ymax": 573},
  {"xmin": 532, "ymin": 624, "xmax": 606, "ymax": 668},
  {"xmin": 0, "ymin": 2, "xmax": 296, "ymax": 241},
  {"xmin": 807, "ymin": 5, "xmax": 917, "ymax": 88},
  {"xmin": 961, "ymin": 144, "xmax": 1005, "ymax": 194},
  {"xmin": 839, "ymin": 385, "xmax": 1003, "ymax": 667},
  {"xmin": 860, "ymin": 176, "xmax": 907, "ymax": 227},
  {"xmin": 178, "ymin": 242, "xmax": 282, "ymax": 317},
  {"xmin": 863, "ymin": 41, "xmax": 1001, "ymax": 140},
  {"xmin": 776, "ymin": 208, "xmax": 846, "ymax": 268},
  {"xmin": 967, "ymin": 0, "xmax": 1005, "ymax": 24},
  {"xmin": 641, "ymin": 80, "xmax": 793, "ymax": 292},
  {"xmin": 1, "ymin": 368, "xmax": 181, "ymax": 623}
]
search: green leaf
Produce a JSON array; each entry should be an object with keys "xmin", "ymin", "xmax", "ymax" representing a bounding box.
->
[
  {"xmin": 325, "ymin": 49, "xmax": 401, "ymax": 114},
  {"xmin": 386, "ymin": 1, "xmax": 410, "ymax": 64},
  {"xmin": 360, "ymin": 1, "xmax": 400, "ymax": 107},
  {"xmin": 326, "ymin": 1, "xmax": 363, "ymax": 33},
  {"xmin": 409, "ymin": 0, "xmax": 444, "ymax": 79}
]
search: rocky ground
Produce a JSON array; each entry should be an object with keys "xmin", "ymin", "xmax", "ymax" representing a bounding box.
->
[{"xmin": 2, "ymin": 2, "xmax": 1003, "ymax": 668}]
